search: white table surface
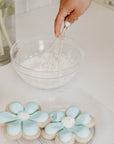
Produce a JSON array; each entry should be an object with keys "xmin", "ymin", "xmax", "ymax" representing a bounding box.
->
[
  {"xmin": 0, "ymin": 1, "xmax": 114, "ymax": 144},
  {"xmin": 15, "ymin": 1, "xmax": 114, "ymax": 112}
]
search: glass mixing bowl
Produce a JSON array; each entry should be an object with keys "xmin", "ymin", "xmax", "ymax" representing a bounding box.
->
[{"xmin": 10, "ymin": 37, "xmax": 84, "ymax": 89}]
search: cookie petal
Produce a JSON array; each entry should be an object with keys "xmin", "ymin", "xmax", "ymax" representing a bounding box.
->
[
  {"xmin": 30, "ymin": 111, "xmax": 48, "ymax": 123},
  {"xmin": 23, "ymin": 120, "xmax": 39, "ymax": 137},
  {"xmin": 45, "ymin": 123, "xmax": 64, "ymax": 135},
  {"xmin": 50, "ymin": 111, "xmax": 64, "ymax": 122},
  {"xmin": 66, "ymin": 106, "xmax": 80, "ymax": 118},
  {"xmin": 75, "ymin": 113, "xmax": 92, "ymax": 126},
  {"xmin": 6, "ymin": 120, "xmax": 22, "ymax": 137},
  {"xmin": 72, "ymin": 125, "xmax": 90, "ymax": 138},
  {"xmin": 0, "ymin": 111, "xmax": 17, "ymax": 124},
  {"xmin": 24, "ymin": 102, "xmax": 39, "ymax": 114},
  {"xmin": 59, "ymin": 128, "xmax": 73, "ymax": 143},
  {"xmin": 9, "ymin": 101, "xmax": 23, "ymax": 114}
]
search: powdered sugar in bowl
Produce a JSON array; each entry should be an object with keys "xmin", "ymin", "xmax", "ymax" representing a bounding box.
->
[{"xmin": 10, "ymin": 37, "xmax": 84, "ymax": 89}]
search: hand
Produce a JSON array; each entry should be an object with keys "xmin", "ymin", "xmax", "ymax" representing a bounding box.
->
[{"xmin": 55, "ymin": 0, "xmax": 91, "ymax": 37}]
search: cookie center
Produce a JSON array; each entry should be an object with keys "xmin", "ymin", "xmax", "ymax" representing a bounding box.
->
[
  {"xmin": 62, "ymin": 117, "xmax": 75, "ymax": 128},
  {"xmin": 18, "ymin": 112, "xmax": 30, "ymax": 121}
]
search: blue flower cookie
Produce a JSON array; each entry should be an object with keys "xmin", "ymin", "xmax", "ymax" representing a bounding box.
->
[
  {"xmin": 42, "ymin": 106, "xmax": 95, "ymax": 144},
  {"xmin": 0, "ymin": 101, "xmax": 50, "ymax": 140}
]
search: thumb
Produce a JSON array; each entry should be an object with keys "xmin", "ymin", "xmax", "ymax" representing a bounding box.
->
[{"xmin": 55, "ymin": 9, "xmax": 68, "ymax": 37}]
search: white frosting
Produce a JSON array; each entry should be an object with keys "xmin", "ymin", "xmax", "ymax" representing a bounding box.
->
[
  {"xmin": 21, "ymin": 55, "xmax": 73, "ymax": 72},
  {"xmin": 20, "ymin": 55, "xmax": 75, "ymax": 89},
  {"xmin": 62, "ymin": 117, "xmax": 75, "ymax": 128},
  {"xmin": 18, "ymin": 112, "xmax": 30, "ymax": 121}
]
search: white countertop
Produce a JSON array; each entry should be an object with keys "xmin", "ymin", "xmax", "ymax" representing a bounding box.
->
[
  {"xmin": 0, "ymin": 1, "xmax": 114, "ymax": 144},
  {"xmin": 15, "ymin": 1, "xmax": 114, "ymax": 112}
]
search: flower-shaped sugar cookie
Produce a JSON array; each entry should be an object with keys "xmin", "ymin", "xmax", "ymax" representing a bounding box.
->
[
  {"xmin": 0, "ymin": 101, "xmax": 50, "ymax": 140},
  {"xmin": 42, "ymin": 106, "xmax": 95, "ymax": 144}
]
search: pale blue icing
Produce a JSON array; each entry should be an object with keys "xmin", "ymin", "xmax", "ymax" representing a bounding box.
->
[
  {"xmin": 50, "ymin": 111, "xmax": 64, "ymax": 122},
  {"xmin": 75, "ymin": 113, "xmax": 91, "ymax": 125},
  {"xmin": 72, "ymin": 125, "xmax": 90, "ymax": 138},
  {"xmin": 44, "ymin": 106, "xmax": 92, "ymax": 140},
  {"xmin": 23, "ymin": 120, "xmax": 39, "ymax": 136},
  {"xmin": 7, "ymin": 120, "xmax": 21, "ymax": 136},
  {"xmin": 66, "ymin": 106, "xmax": 80, "ymax": 118},
  {"xmin": 24, "ymin": 102, "xmax": 39, "ymax": 114},
  {"xmin": 30, "ymin": 111, "xmax": 48, "ymax": 123},
  {"xmin": 0, "ymin": 101, "xmax": 49, "ymax": 138},
  {"xmin": 59, "ymin": 128, "xmax": 72, "ymax": 143},
  {"xmin": 9, "ymin": 101, "xmax": 23, "ymax": 114},
  {"xmin": 0, "ymin": 112, "xmax": 17, "ymax": 124},
  {"xmin": 45, "ymin": 123, "xmax": 64, "ymax": 135}
]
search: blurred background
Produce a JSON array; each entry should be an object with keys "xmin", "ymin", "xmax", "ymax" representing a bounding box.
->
[{"xmin": 15, "ymin": 0, "xmax": 114, "ymax": 14}]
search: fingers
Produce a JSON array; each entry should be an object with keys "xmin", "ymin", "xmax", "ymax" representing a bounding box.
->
[
  {"xmin": 65, "ymin": 10, "xmax": 79, "ymax": 23},
  {"xmin": 54, "ymin": 9, "xmax": 68, "ymax": 37},
  {"xmin": 54, "ymin": 9, "xmax": 79, "ymax": 37}
]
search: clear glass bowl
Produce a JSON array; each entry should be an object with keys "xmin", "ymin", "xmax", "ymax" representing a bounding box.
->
[{"xmin": 10, "ymin": 37, "xmax": 84, "ymax": 89}]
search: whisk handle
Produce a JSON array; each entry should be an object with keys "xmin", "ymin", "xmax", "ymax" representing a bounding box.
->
[
  {"xmin": 60, "ymin": 21, "xmax": 71, "ymax": 38},
  {"xmin": 64, "ymin": 21, "xmax": 71, "ymax": 28}
]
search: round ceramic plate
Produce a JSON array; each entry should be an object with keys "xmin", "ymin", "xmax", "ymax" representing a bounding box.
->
[{"xmin": 0, "ymin": 88, "xmax": 114, "ymax": 144}]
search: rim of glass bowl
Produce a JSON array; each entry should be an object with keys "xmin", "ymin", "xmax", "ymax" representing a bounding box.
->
[{"xmin": 10, "ymin": 38, "xmax": 84, "ymax": 76}]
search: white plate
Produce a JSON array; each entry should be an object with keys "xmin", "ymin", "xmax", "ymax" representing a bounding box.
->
[{"xmin": 0, "ymin": 87, "xmax": 114, "ymax": 144}]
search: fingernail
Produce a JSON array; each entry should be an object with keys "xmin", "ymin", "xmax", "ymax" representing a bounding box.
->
[{"xmin": 55, "ymin": 33, "xmax": 59, "ymax": 37}]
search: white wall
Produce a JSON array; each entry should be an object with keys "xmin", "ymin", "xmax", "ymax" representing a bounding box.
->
[
  {"xmin": 15, "ymin": 0, "xmax": 113, "ymax": 14},
  {"xmin": 15, "ymin": 0, "xmax": 59, "ymax": 14}
]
